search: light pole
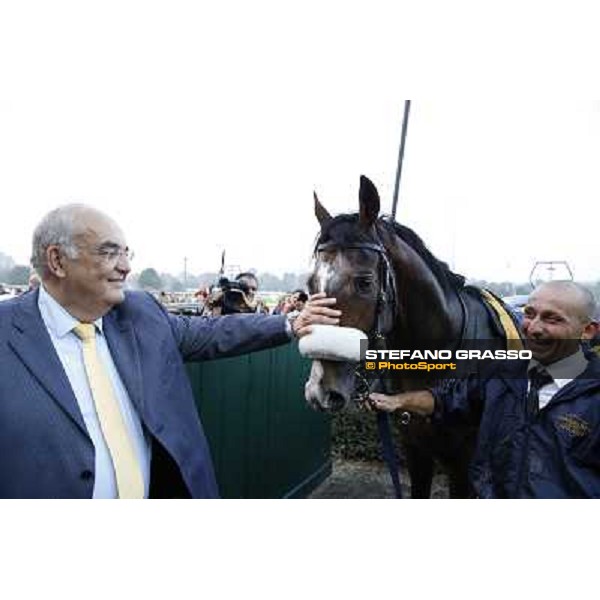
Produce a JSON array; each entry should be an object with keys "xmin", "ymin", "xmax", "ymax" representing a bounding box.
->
[{"xmin": 391, "ymin": 100, "xmax": 412, "ymax": 219}]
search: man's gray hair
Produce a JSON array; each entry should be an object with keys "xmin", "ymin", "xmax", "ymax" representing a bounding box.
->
[
  {"xmin": 31, "ymin": 204, "xmax": 88, "ymax": 276},
  {"xmin": 535, "ymin": 280, "xmax": 598, "ymax": 323},
  {"xmin": 577, "ymin": 284, "xmax": 598, "ymax": 322}
]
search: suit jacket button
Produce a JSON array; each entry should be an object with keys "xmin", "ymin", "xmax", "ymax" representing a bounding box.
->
[{"xmin": 80, "ymin": 470, "xmax": 93, "ymax": 481}]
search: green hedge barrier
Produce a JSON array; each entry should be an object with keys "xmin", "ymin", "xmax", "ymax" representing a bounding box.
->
[{"xmin": 331, "ymin": 410, "xmax": 406, "ymax": 462}]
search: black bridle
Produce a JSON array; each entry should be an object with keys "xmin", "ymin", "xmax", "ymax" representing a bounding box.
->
[
  {"xmin": 316, "ymin": 240, "xmax": 398, "ymax": 340},
  {"xmin": 315, "ymin": 237, "xmax": 402, "ymax": 410}
]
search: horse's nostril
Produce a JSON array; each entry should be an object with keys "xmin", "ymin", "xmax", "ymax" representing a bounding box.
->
[{"xmin": 327, "ymin": 391, "xmax": 346, "ymax": 412}]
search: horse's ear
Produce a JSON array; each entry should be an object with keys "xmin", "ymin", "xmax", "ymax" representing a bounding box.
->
[
  {"xmin": 358, "ymin": 175, "xmax": 380, "ymax": 228},
  {"xmin": 314, "ymin": 191, "xmax": 332, "ymax": 227}
]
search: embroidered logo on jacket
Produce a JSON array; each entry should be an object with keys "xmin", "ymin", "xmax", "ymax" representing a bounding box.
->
[{"xmin": 556, "ymin": 414, "xmax": 591, "ymax": 437}]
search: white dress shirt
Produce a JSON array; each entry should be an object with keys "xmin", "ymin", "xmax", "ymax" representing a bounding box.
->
[
  {"xmin": 527, "ymin": 348, "xmax": 589, "ymax": 410},
  {"xmin": 38, "ymin": 285, "xmax": 151, "ymax": 498}
]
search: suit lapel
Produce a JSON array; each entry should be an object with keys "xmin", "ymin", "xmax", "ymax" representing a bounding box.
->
[
  {"xmin": 103, "ymin": 309, "xmax": 145, "ymax": 416},
  {"xmin": 9, "ymin": 291, "xmax": 88, "ymax": 435}
]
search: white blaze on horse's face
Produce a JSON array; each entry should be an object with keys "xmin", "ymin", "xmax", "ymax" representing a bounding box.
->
[
  {"xmin": 316, "ymin": 261, "xmax": 334, "ymax": 294},
  {"xmin": 305, "ymin": 360, "xmax": 326, "ymax": 410}
]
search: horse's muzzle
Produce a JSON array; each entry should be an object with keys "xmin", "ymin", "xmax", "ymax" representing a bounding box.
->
[{"xmin": 304, "ymin": 359, "xmax": 357, "ymax": 412}]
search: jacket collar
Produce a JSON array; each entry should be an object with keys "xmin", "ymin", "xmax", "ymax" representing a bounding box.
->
[
  {"xmin": 550, "ymin": 354, "xmax": 600, "ymax": 402},
  {"xmin": 527, "ymin": 349, "xmax": 589, "ymax": 382},
  {"xmin": 499, "ymin": 353, "xmax": 600, "ymax": 402}
]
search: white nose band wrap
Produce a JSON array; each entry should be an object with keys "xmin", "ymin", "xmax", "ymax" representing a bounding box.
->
[{"xmin": 298, "ymin": 325, "xmax": 367, "ymax": 362}]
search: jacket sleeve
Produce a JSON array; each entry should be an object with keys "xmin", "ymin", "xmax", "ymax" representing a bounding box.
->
[
  {"xmin": 430, "ymin": 356, "xmax": 510, "ymax": 425},
  {"xmin": 431, "ymin": 375, "xmax": 485, "ymax": 426},
  {"xmin": 167, "ymin": 312, "xmax": 292, "ymax": 362}
]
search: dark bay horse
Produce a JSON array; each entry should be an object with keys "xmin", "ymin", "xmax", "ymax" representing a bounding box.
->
[{"xmin": 304, "ymin": 175, "xmax": 521, "ymax": 498}]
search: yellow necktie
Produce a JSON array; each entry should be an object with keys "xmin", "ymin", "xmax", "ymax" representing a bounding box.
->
[{"xmin": 73, "ymin": 323, "xmax": 144, "ymax": 499}]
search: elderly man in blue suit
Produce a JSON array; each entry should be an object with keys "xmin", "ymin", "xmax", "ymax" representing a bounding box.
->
[{"xmin": 0, "ymin": 204, "xmax": 340, "ymax": 498}]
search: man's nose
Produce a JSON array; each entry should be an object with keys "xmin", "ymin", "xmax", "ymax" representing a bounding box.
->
[
  {"xmin": 115, "ymin": 255, "xmax": 131, "ymax": 273},
  {"xmin": 524, "ymin": 317, "xmax": 542, "ymax": 336}
]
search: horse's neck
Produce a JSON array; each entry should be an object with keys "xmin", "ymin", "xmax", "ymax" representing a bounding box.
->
[
  {"xmin": 388, "ymin": 243, "xmax": 463, "ymax": 347},
  {"xmin": 393, "ymin": 282, "xmax": 462, "ymax": 346}
]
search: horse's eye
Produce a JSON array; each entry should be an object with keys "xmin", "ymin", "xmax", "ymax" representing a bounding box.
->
[{"xmin": 354, "ymin": 276, "xmax": 374, "ymax": 294}]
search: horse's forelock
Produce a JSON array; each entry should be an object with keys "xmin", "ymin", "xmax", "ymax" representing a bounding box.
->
[{"xmin": 313, "ymin": 213, "xmax": 377, "ymax": 255}]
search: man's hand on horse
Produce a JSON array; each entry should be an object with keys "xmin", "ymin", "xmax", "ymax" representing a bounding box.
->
[
  {"xmin": 368, "ymin": 390, "xmax": 435, "ymax": 416},
  {"xmin": 291, "ymin": 292, "xmax": 341, "ymax": 338}
]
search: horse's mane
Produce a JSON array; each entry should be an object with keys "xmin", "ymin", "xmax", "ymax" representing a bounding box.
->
[{"xmin": 314, "ymin": 213, "xmax": 465, "ymax": 291}]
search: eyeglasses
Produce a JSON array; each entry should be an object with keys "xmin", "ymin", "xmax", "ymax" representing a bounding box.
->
[{"xmin": 91, "ymin": 246, "xmax": 135, "ymax": 264}]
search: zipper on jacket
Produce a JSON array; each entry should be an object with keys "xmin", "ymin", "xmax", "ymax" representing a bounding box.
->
[{"xmin": 515, "ymin": 393, "xmax": 537, "ymax": 496}]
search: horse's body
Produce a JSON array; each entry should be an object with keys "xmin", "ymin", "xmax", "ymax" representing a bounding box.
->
[{"xmin": 305, "ymin": 176, "xmax": 520, "ymax": 498}]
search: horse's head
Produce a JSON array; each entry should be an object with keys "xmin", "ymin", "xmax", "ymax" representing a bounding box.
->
[
  {"xmin": 304, "ymin": 176, "xmax": 466, "ymax": 413},
  {"xmin": 305, "ymin": 176, "xmax": 398, "ymax": 411}
]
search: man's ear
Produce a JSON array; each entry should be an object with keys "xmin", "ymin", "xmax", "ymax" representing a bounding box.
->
[
  {"xmin": 46, "ymin": 245, "xmax": 67, "ymax": 278},
  {"xmin": 581, "ymin": 320, "xmax": 599, "ymax": 341}
]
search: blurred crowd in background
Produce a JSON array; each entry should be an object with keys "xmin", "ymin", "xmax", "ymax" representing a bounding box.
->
[
  {"xmin": 153, "ymin": 271, "xmax": 309, "ymax": 318},
  {"xmin": 0, "ymin": 266, "xmax": 309, "ymax": 318}
]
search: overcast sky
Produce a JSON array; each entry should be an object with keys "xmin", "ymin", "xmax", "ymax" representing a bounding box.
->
[{"xmin": 1, "ymin": 4, "xmax": 598, "ymax": 285}]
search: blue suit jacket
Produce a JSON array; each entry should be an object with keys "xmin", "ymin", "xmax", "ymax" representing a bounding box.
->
[{"xmin": 0, "ymin": 289, "xmax": 290, "ymax": 498}]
